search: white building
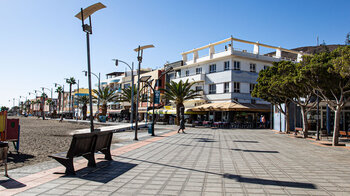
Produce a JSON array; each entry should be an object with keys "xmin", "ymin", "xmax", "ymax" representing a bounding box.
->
[{"xmin": 168, "ymin": 36, "xmax": 304, "ymax": 125}]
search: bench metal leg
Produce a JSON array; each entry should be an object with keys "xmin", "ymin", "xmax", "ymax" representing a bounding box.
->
[
  {"xmin": 50, "ymin": 157, "xmax": 76, "ymax": 175},
  {"xmin": 83, "ymin": 153, "xmax": 96, "ymax": 167},
  {"xmin": 100, "ymin": 149, "xmax": 112, "ymax": 161}
]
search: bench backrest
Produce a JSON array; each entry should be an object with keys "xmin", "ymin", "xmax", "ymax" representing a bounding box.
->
[
  {"xmin": 95, "ymin": 131, "xmax": 113, "ymax": 152},
  {"xmin": 67, "ymin": 132, "xmax": 96, "ymax": 158}
]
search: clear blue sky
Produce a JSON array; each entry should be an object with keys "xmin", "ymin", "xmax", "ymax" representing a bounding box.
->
[{"xmin": 1, "ymin": 0, "xmax": 349, "ymax": 107}]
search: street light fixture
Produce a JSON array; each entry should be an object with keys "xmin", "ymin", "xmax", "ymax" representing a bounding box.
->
[
  {"xmin": 141, "ymin": 66, "xmax": 173, "ymax": 136},
  {"xmin": 113, "ymin": 59, "xmax": 135, "ymax": 129},
  {"xmin": 134, "ymin": 44, "xmax": 154, "ymax": 140},
  {"xmin": 75, "ymin": 2, "xmax": 106, "ymax": 133}
]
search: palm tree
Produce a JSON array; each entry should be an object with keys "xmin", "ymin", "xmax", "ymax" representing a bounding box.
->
[
  {"xmin": 77, "ymin": 95, "xmax": 89, "ymax": 120},
  {"xmin": 161, "ymin": 79, "xmax": 202, "ymax": 125},
  {"xmin": 66, "ymin": 77, "xmax": 76, "ymax": 114},
  {"xmin": 40, "ymin": 93, "xmax": 48, "ymax": 120},
  {"xmin": 46, "ymin": 99, "xmax": 53, "ymax": 116},
  {"xmin": 55, "ymin": 86, "xmax": 63, "ymax": 114},
  {"xmin": 93, "ymin": 86, "xmax": 118, "ymax": 116}
]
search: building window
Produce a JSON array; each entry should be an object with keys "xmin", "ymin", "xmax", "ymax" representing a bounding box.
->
[
  {"xmin": 209, "ymin": 84, "xmax": 216, "ymax": 94},
  {"xmin": 251, "ymin": 99, "xmax": 256, "ymax": 104},
  {"xmin": 209, "ymin": 64, "xmax": 216, "ymax": 73},
  {"xmin": 224, "ymin": 82, "xmax": 229, "ymax": 93},
  {"xmin": 264, "ymin": 65, "xmax": 269, "ymax": 70},
  {"xmin": 250, "ymin": 83, "xmax": 255, "ymax": 93},
  {"xmin": 195, "ymin": 86, "xmax": 202, "ymax": 91},
  {"xmin": 196, "ymin": 67, "xmax": 202, "ymax": 74},
  {"xmin": 250, "ymin": 63, "xmax": 256, "ymax": 72},
  {"xmin": 224, "ymin": 61, "xmax": 230, "ymax": 70},
  {"xmin": 234, "ymin": 61, "xmax": 240, "ymax": 70},
  {"xmin": 176, "ymin": 70, "xmax": 181, "ymax": 78},
  {"xmin": 185, "ymin": 70, "xmax": 189, "ymax": 76},
  {"xmin": 234, "ymin": 82, "xmax": 240, "ymax": 93}
]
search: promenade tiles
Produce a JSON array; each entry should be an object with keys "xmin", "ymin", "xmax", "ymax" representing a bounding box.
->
[{"xmin": 1, "ymin": 127, "xmax": 350, "ymax": 195}]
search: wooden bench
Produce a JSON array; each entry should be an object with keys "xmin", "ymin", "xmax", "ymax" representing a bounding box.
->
[{"xmin": 49, "ymin": 131, "xmax": 113, "ymax": 175}]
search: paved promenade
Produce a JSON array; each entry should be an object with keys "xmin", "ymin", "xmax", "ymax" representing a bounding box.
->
[{"xmin": 1, "ymin": 127, "xmax": 350, "ymax": 195}]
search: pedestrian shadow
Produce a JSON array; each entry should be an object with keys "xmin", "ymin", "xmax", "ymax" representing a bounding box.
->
[
  {"xmin": 193, "ymin": 138, "xmax": 216, "ymax": 142},
  {"xmin": 61, "ymin": 160, "xmax": 137, "ymax": 183},
  {"xmin": 233, "ymin": 140, "xmax": 259, "ymax": 143},
  {"xmin": 117, "ymin": 155, "xmax": 316, "ymax": 189},
  {"xmin": 7, "ymin": 152, "xmax": 35, "ymax": 163},
  {"xmin": 231, "ymin": 149, "xmax": 279, "ymax": 153},
  {"xmin": 0, "ymin": 177, "xmax": 26, "ymax": 189},
  {"xmin": 223, "ymin": 173, "xmax": 316, "ymax": 189}
]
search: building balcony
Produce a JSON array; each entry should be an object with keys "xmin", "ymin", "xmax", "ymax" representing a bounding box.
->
[{"xmin": 172, "ymin": 73, "xmax": 205, "ymax": 84}]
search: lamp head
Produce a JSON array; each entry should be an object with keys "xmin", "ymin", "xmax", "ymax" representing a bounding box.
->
[
  {"xmin": 134, "ymin": 45, "xmax": 155, "ymax": 52},
  {"xmin": 75, "ymin": 2, "xmax": 106, "ymax": 21}
]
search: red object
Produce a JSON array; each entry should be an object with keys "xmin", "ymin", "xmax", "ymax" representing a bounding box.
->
[{"xmin": 6, "ymin": 119, "xmax": 19, "ymax": 140}]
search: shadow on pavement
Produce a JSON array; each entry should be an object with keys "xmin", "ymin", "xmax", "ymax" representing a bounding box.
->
[
  {"xmin": 0, "ymin": 178, "xmax": 26, "ymax": 189},
  {"xmin": 117, "ymin": 156, "xmax": 316, "ymax": 189},
  {"xmin": 193, "ymin": 138, "xmax": 216, "ymax": 142},
  {"xmin": 223, "ymin": 173, "xmax": 316, "ymax": 189},
  {"xmin": 7, "ymin": 152, "xmax": 35, "ymax": 163},
  {"xmin": 233, "ymin": 140, "xmax": 259, "ymax": 143},
  {"xmin": 231, "ymin": 149, "xmax": 279, "ymax": 153},
  {"xmin": 62, "ymin": 160, "xmax": 137, "ymax": 183}
]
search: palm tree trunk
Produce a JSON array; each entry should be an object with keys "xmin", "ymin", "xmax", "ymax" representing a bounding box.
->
[
  {"xmin": 83, "ymin": 104, "xmax": 87, "ymax": 120},
  {"xmin": 102, "ymin": 104, "xmax": 107, "ymax": 116},
  {"xmin": 176, "ymin": 103, "xmax": 184, "ymax": 126}
]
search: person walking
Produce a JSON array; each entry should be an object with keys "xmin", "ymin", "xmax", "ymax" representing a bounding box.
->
[{"xmin": 178, "ymin": 116, "xmax": 186, "ymax": 133}]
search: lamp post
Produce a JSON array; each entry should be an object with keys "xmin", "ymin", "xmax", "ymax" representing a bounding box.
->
[
  {"xmin": 83, "ymin": 70, "xmax": 100, "ymax": 115},
  {"xmin": 134, "ymin": 45, "xmax": 154, "ymax": 140},
  {"xmin": 75, "ymin": 2, "xmax": 106, "ymax": 133},
  {"xmin": 113, "ymin": 59, "xmax": 134, "ymax": 129},
  {"xmin": 316, "ymin": 91, "xmax": 320, "ymax": 140},
  {"xmin": 141, "ymin": 67, "xmax": 173, "ymax": 136}
]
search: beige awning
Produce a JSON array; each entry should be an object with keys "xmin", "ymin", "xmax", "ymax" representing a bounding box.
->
[
  {"xmin": 191, "ymin": 102, "xmax": 270, "ymax": 112},
  {"xmin": 183, "ymin": 99, "xmax": 207, "ymax": 108}
]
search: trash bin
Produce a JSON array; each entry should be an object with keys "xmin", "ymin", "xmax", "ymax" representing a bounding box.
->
[{"xmin": 148, "ymin": 123, "xmax": 153, "ymax": 134}]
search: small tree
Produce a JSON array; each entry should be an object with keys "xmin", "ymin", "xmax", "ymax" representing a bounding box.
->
[
  {"xmin": 301, "ymin": 46, "xmax": 350, "ymax": 146},
  {"xmin": 161, "ymin": 80, "xmax": 202, "ymax": 125},
  {"xmin": 270, "ymin": 61, "xmax": 316, "ymax": 137},
  {"xmin": 252, "ymin": 63, "xmax": 291, "ymax": 133}
]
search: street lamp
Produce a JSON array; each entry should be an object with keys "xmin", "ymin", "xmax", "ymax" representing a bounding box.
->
[
  {"xmin": 134, "ymin": 44, "xmax": 154, "ymax": 140},
  {"xmin": 75, "ymin": 2, "xmax": 106, "ymax": 133},
  {"xmin": 113, "ymin": 59, "xmax": 134, "ymax": 129},
  {"xmin": 141, "ymin": 66, "xmax": 173, "ymax": 136},
  {"xmin": 83, "ymin": 70, "xmax": 100, "ymax": 115}
]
